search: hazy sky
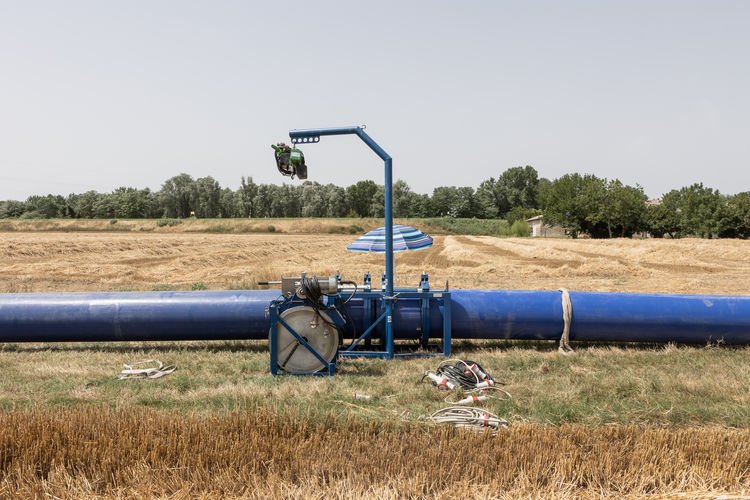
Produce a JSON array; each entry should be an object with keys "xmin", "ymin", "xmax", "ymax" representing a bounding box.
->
[{"xmin": 1, "ymin": 0, "xmax": 748, "ymax": 200}]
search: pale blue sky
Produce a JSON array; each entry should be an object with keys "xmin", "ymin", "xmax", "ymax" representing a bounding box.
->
[{"xmin": 1, "ymin": 0, "xmax": 748, "ymax": 200}]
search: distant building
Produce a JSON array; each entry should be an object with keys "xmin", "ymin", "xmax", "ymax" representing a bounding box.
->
[{"xmin": 527, "ymin": 215, "xmax": 566, "ymax": 238}]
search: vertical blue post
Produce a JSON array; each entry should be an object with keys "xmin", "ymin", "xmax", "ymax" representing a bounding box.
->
[
  {"xmin": 269, "ymin": 304, "xmax": 279, "ymax": 374},
  {"xmin": 384, "ymin": 157, "xmax": 394, "ymax": 358}
]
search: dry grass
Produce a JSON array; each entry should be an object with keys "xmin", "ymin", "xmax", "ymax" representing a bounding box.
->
[
  {"xmin": 3, "ymin": 227, "xmax": 750, "ymax": 496},
  {"xmin": 1, "ymin": 341, "xmax": 749, "ymax": 428},
  {"xmin": 1, "ymin": 407, "xmax": 749, "ymax": 498},
  {"xmin": 0, "ymin": 217, "xmax": 496, "ymax": 236},
  {"xmin": 1, "ymin": 231, "xmax": 749, "ymax": 294}
]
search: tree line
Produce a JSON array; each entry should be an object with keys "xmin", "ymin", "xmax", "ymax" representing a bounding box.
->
[{"xmin": 1, "ymin": 167, "xmax": 748, "ymax": 238}]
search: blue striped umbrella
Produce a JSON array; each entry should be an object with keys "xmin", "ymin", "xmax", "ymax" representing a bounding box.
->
[{"xmin": 347, "ymin": 225, "xmax": 433, "ymax": 253}]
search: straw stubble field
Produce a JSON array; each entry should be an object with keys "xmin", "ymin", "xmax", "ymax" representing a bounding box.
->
[
  {"xmin": 2, "ymin": 230, "xmax": 750, "ymax": 294},
  {"xmin": 1, "ymin": 225, "xmax": 750, "ymax": 497}
]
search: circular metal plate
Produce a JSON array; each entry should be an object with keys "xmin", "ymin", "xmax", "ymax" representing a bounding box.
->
[{"xmin": 274, "ymin": 306, "xmax": 339, "ymax": 374}]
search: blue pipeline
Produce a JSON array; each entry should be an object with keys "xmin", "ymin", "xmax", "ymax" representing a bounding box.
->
[{"xmin": 1, "ymin": 289, "xmax": 750, "ymax": 344}]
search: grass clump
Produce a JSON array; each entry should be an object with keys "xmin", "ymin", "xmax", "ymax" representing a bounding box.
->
[
  {"xmin": 422, "ymin": 217, "xmax": 512, "ymax": 236},
  {"xmin": 510, "ymin": 219, "xmax": 530, "ymax": 237},
  {"xmin": 156, "ymin": 218, "xmax": 181, "ymax": 228}
]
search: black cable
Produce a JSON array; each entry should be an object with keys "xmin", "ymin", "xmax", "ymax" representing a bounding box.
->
[{"xmin": 298, "ymin": 276, "xmax": 337, "ymax": 328}]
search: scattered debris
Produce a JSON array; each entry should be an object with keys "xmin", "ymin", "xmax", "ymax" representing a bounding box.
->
[{"xmin": 117, "ymin": 360, "xmax": 176, "ymax": 380}]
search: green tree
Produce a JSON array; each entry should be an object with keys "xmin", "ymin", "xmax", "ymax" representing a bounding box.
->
[
  {"xmin": 346, "ymin": 180, "xmax": 378, "ymax": 217},
  {"xmin": 393, "ymin": 179, "xmax": 421, "ymax": 218},
  {"xmin": 540, "ymin": 173, "xmax": 604, "ymax": 237},
  {"xmin": 191, "ymin": 176, "xmax": 222, "ymax": 218},
  {"xmin": 718, "ymin": 192, "xmax": 750, "ymax": 238},
  {"xmin": 111, "ymin": 187, "xmax": 154, "ymax": 218},
  {"xmin": 431, "ymin": 186, "xmax": 478, "ymax": 218},
  {"xmin": 23, "ymin": 194, "xmax": 69, "ymax": 218},
  {"xmin": 0, "ymin": 200, "xmax": 26, "ymax": 218},
  {"xmin": 238, "ymin": 177, "xmax": 258, "ymax": 217},
  {"xmin": 220, "ymin": 188, "xmax": 241, "ymax": 218},
  {"xmin": 591, "ymin": 180, "xmax": 647, "ymax": 238},
  {"xmin": 252, "ymin": 185, "xmax": 273, "ymax": 217},
  {"xmin": 301, "ymin": 181, "xmax": 327, "ymax": 217},
  {"xmin": 475, "ymin": 178, "xmax": 500, "ymax": 218},
  {"xmin": 497, "ymin": 166, "xmax": 539, "ymax": 214},
  {"xmin": 647, "ymin": 198, "xmax": 681, "ymax": 238},
  {"xmin": 431, "ymin": 186, "xmax": 459, "ymax": 217},
  {"xmin": 323, "ymin": 184, "xmax": 348, "ymax": 217},
  {"xmin": 677, "ymin": 183, "xmax": 722, "ymax": 238},
  {"xmin": 160, "ymin": 173, "xmax": 195, "ymax": 218}
]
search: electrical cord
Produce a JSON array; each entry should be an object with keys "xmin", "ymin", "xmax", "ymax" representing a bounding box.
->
[
  {"xmin": 421, "ymin": 358, "xmax": 511, "ymax": 403},
  {"xmin": 429, "ymin": 407, "xmax": 508, "ymax": 434},
  {"xmin": 298, "ymin": 276, "xmax": 338, "ymax": 328}
]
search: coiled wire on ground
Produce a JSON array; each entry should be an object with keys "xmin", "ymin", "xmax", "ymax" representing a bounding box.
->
[
  {"xmin": 429, "ymin": 406, "xmax": 508, "ymax": 434},
  {"xmin": 421, "ymin": 358, "xmax": 512, "ymax": 403}
]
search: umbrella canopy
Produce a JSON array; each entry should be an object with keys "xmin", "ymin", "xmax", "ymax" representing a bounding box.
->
[{"xmin": 347, "ymin": 224, "xmax": 433, "ymax": 253}]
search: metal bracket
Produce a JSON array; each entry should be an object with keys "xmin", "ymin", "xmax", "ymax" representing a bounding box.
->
[{"xmin": 291, "ymin": 136, "xmax": 320, "ymax": 144}]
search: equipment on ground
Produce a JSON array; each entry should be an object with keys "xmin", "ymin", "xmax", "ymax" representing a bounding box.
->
[
  {"xmin": 422, "ymin": 358, "xmax": 512, "ymax": 403},
  {"xmin": 263, "ymin": 272, "xmax": 452, "ymax": 375},
  {"xmin": 265, "ymin": 126, "xmax": 453, "ymax": 374},
  {"xmin": 429, "ymin": 407, "xmax": 508, "ymax": 434}
]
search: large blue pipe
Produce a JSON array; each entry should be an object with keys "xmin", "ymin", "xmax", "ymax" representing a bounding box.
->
[{"xmin": 1, "ymin": 289, "xmax": 750, "ymax": 344}]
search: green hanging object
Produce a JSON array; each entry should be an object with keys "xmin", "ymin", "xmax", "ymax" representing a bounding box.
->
[
  {"xmin": 289, "ymin": 147, "xmax": 307, "ymax": 180},
  {"xmin": 271, "ymin": 143, "xmax": 307, "ymax": 180}
]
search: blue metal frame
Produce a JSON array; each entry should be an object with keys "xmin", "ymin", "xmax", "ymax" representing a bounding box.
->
[
  {"xmin": 274, "ymin": 127, "xmax": 452, "ymax": 373},
  {"xmin": 288, "ymin": 126, "xmax": 396, "ymax": 358},
  {"xmin": 337, "ymin": 285, "xmax": 452, "ymax": 359}
]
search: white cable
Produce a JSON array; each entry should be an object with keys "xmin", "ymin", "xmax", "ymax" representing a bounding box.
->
[
  {"xmin": 430, "ymin": 406, "xmax": 508, "ymax": 434},
  {"xmin": 118, "ymin": 360, "xmax": 176, "ymax": 380}
]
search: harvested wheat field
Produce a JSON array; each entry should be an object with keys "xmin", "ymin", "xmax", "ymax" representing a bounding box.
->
[
  {"xmin": 1, "ymin": 225, "xmax": 750, "ymax": 498},
  {"xmin": 2, "ymin": 230, "xmax": 750, "ymax": 294}
]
